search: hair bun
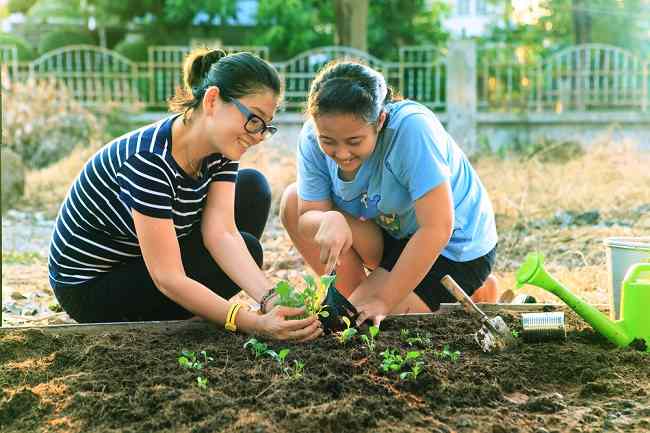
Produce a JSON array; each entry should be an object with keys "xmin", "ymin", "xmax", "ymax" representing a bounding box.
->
[{"xmin": 186, "ymin": 48, "xmax": 227, "ymax": 90}]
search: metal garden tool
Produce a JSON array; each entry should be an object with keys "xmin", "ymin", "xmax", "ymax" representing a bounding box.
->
[{"xmin": 441, "ymin": 275, "xmax": 517, "ymax": 352}]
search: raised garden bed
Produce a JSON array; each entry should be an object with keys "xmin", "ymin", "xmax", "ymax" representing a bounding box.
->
[{"xmin": 1, "ymin": 308, "xmax": 649, "ymax": 433}]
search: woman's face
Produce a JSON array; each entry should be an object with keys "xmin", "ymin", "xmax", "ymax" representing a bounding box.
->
[
  {"xmin": 313, "ymin": 112, "xmax": 385, "ymax": 178},
  {"xmin": 204, "ymin": 87, "xmax": 279, "ymax": 160}
]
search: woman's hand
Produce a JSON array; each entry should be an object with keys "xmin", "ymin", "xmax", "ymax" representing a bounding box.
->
[
  {"xmin": 354, "ymin": 296, "xmax": 391, "ymax": 328},
  {"xmin": 258, "ymin": 306, "xmax": 323, "ymax": 342},
  {"xmin": 314, "ymin": 211, "xmax": 353, "ymax": 275}
]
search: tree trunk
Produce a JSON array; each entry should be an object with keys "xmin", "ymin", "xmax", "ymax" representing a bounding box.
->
[
  {"xmin": 572, "ymin": 0, "xmax": 592, "ymax": 44},
  {"xmin": 334, "ymin": 0, "xmax": 368, "ymax": 52}
]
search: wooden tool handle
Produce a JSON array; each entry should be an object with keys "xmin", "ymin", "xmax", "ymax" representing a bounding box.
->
[{"xmin": 441, "ymin": 275, "xmax": 488, "ymax": 321}]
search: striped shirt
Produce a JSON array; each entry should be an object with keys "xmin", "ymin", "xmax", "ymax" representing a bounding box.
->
[{"xmin": 48, "ymin": 115, "xmax": 239, "ymax": 288}]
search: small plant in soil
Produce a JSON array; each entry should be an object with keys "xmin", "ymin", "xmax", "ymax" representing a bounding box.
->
[
  {"xmin": 337, "ymin": 316, "xmax": 358, "ymax": 344},
  {"xmin": 433, "ymin": 345, "xmax": 461, "ymax": 362},
  {"xmin": 196, "ymin": 376, "xmax": 208, "ymax": 390},
  {"xmin": 178, "ymin": 350, "xmax": 213, "ymax": 370},
  {"xmin": 380, "ymin": 349, "xmax": 424, "ymax": 380},
  {"xmin": 360, "ymin": 325, "xmax": 380, "ymax": 352},
  {"xmin": 399, "ymin": 361, "xmax": 424, "ymax": 381},
  {"xmin": 267, "ymin": 348, "xmax": 290, "ymax": 369},
  {"xmin": 289, "ymin": 360, "xmax": 305, "ymax": 379},
  {"xmin": 400, "ymin": 329, "xmax": 432, "ymax": 348},
  {"xmin": 511, "ymin": 330, "xmax": 520, "ymax": 338},
  {"xmin": 244, "ymin": 338, "xmax": 271, "ymax": 358},
  {"xmin": 273, "ymin": 274, "xmax": 335, "ymax": 318}
]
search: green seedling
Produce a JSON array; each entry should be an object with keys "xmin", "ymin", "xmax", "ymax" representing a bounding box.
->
[
  {"xmin": 273, "ymin": 274, "xmax": 334, "ymax": 318},
  {"xmin": 196, "ymin": 376, "xmax": 208, "ymax": 390},
  {"xmin": 337, "ymin": 316, "xmax": 358, "ymax": 344},
  {"xmin": 400, "ymin": 329, "xmax": 432, "ymax": 347},
  {"xmin": 511, "ymin": 330, "xmax": 520, "ymax": 338},
  {"xmin": 381, "ymin": 349, "xmax": 423, "ymax": 380},
  {"xmin": 380, "ymin": 349, "xmax": 406, "ymax": 372},
  {"xmin": 433, "ymin": 345, "xmax": 461, "ymax": 362},
  {"xmin": 289, "ymin": 360, "xmax": 305, "ymax": 379},
  {"xmin": 399, "ymin": 361, "xmax": 424, "ymax": 381},
  {"xmin": 178, "ymin": 349, "xmax": 213, "ymax": 370},
  {"xmin": 360, "ymin": 325, "xmax": 380, "ymax": 352},
  {"xmin": 267, "ymin": 348, "xmax": 290, "ymax": 368},
  {"xmin": 243, "ymin": 338, "xmax": 270, "ymax": 358}
]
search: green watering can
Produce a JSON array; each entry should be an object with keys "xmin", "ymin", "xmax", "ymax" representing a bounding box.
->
[{"xmin": 516, "ymin": 253, "xmax": 650, "ymax": 352}]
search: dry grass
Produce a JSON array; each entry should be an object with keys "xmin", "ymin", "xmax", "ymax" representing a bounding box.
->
[{"xmin": 479, "ymin": 142, "xmax": 650, "ymax": 227}]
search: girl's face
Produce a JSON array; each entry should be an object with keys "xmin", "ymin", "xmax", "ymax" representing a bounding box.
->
[
  {"xmin": 203, "ymin": 87, "xmax": 279, "ymax": 160},
  {"xmin": 313, "ymin": 112, "xmax": 386, "ymax": 178}
]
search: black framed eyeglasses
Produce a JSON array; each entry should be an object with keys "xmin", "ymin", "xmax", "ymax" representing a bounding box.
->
[{"xmin": 229, "ymin": 98, "xmax": 278, "ymax": 139}]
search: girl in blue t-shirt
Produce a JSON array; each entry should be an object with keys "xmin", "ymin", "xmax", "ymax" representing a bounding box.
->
[
  {"xmin": 48, "ymin": 48, "xmax": 321, "ymax": 341},
  {"xmin": 280, "ymin": 61, "xmax": 499, "ymax": 327}
]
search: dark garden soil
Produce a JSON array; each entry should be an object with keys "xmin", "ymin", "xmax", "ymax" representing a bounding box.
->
[{"xmin": 1, "ymin": 309, "xmax": 649, "ymax": 433}]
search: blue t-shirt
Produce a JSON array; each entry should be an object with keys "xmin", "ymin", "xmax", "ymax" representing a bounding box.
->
[{"xmin": 297, "ymin": 100, "xmax": 497, "ymax": 262}]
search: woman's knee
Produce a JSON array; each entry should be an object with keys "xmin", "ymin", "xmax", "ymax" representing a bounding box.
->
[
  {"xmin": 279, "ymin": 182, "xmax": 298, "ymax": 230},
  {"xmin": 236, "ymin": 168, "xmax": 271, "ymax": 207},
  {"xmin": 235, "ymin": 168, "xmax": 271, "ymax": 239},
  {"xmin": 241, "ymin": 231, "xmax": 263, "ymax": 267}
]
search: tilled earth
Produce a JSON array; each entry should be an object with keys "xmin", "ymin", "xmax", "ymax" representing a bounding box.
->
[{"xmin": 1, "ymin": 310, "xmax": 649, "ymax": 433}]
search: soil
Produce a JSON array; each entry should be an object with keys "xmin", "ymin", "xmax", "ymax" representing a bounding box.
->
[{"xmin": 2, "ymin": 309, "xmax": 649, "ymax": 433}]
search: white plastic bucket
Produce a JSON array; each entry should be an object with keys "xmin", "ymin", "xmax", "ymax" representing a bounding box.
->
[{"xmin": 604, "ymin": 237, "xmax": 650, "ymax": 320}]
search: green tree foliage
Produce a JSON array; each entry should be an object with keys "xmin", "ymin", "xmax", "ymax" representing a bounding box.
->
[
  {"xmin": 114, "ymin": 35, "xmax": 148, "ymax": 62},
  {"xmin": 38, "ymin": 30, "xmax": 96, "ymax": 54},
  {"xmin": 8, "ymin": 0, "xmax": 37, "ymax": 14},
  {"xmin": 484, "ymin": 0, "xmax": 647, "ymax": 54},
  {"xmin": 88, "ymin": 0, "xmax": 237, "ymax": 45},
  {"xmin": 252, "ymin": 0, "xmax": 334, "ymax": 60},
  {"xmin": 0, "ymin": 33, "xmax": 36, "ymax": 60},
  {"xmin": 368, "ymin": 0, "xmax": 449, "ymax": 60}
]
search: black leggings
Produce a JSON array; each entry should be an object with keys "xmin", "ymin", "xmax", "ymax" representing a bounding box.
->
[{"xmin": 53, "ymin": 168, "xmax": 271, "ymax": 323}]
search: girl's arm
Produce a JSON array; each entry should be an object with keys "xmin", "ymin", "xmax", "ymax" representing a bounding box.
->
[
  {"xmin": 352, "ymin": 181, "xmax": 453, "ymax": 323},
  {"xmin": 380, "ymin": 180, "xmax": 453, "ymax": 307},
  {"xmin": 297, "ymin": 198, "xmax": 354, "ymax": 275}
]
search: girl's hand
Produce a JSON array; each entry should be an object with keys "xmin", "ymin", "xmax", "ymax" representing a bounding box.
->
[
  {"xmin": 314, "ymin": 211, "xmax": 353, "ymax": 275},
  {"xmin": 258, "ymin": 306, "xmax": 323, "ymax": 342},
  {"xmin": 354, "ymin": 297, "xmax": 391, "ymax": 328}
]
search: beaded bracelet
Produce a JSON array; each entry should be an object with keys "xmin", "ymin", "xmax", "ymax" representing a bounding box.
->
[{"xmin": 259, "ymin": 287, "xmax": 278, "ymax": 314}]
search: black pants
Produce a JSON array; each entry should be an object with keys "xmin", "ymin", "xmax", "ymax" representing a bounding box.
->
[
  {"xmin": 53, "ymin": 168, "xmax": 271, "ymax": 323},
  {"xmin": 379, "ymin": 229, "xmax": 496, "ymax": 312}
]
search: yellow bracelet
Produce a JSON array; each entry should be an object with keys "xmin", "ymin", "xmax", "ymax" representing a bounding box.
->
[{"xmin": 225, "ymin": 303, "xmax": 242, "ymax": 332}]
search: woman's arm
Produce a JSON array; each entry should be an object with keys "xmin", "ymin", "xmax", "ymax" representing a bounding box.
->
[
  {"xmin": 135, "ymin": 210, "xmax": 322, "ymax": 340},
  {"xmin": 200, "ymin": 180, "xmax": 271, "ymax": 303},
  {"xmin": 134, "ymin": 210, "xmax": 260, "ymax": 332}
]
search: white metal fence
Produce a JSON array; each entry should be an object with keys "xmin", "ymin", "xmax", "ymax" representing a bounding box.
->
[{"xmin": 2, "ymin": 42, "xmax": 648, "ymax": 113}]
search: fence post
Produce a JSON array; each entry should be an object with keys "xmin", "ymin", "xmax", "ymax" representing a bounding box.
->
[
  {"xmin": 641, "ymin": 60, "xmax": 650, "ymax": 113},
  {"xmin": 446, "ymin": 39, "xmax": 477, "ymax": 154}
]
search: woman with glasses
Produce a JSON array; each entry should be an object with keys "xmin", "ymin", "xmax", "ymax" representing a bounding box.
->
[
  {"xmin": 279, "ymin": 61, "xmax": 499, "ymax": 328},
  {"xmin": 48, "ymin": 48, "xmax": 322, "ymax": 342}
]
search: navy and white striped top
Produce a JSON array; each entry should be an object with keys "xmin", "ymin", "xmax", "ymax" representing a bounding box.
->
[{"xmin": 48, "ymin": 115, "xmax": 239, "ymax": 288}]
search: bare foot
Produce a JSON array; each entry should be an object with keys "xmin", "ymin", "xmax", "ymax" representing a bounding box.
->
[{"xmin": 470, "ymin": 274, "xmax": 498, "ymax": 303}]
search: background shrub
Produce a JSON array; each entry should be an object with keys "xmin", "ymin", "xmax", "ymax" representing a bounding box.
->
[
  {"xmin": 0, "ymin": 32, "xmax": 36, "ymax": 60},
  {"xmin": 114, "ymin": 35, "xmax": 149, "ymax": 62},
  {"xmin": 37, "ymin": 30, "xmax": 95, "ymax": 55},
  {"xmin": 1, "ymin": 77, "xmax": 104, "ymax": 169}
]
